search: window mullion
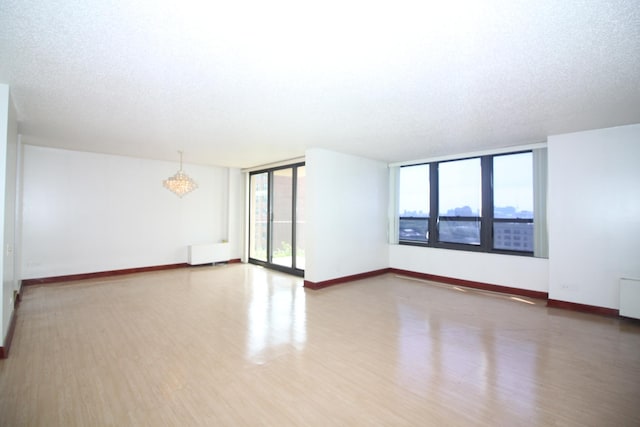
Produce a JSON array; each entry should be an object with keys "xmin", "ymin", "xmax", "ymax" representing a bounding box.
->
[
  {"xmin": 481, "ymin": 156, "xmax": 493, "ymax": 251},
  {"xmin": 429, "ymin": 162, "xmax": 439, "ymax": 245}
]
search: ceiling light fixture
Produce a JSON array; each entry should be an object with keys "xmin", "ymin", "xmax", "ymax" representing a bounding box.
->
[{"xmin": 163, "ymin": 151, "xmax": 198, "ymax": 197}]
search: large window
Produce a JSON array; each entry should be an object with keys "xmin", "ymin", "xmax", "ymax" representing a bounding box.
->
[{"xmin": 398, "ymin": 151, "xmax": 535, "ymax": 255}]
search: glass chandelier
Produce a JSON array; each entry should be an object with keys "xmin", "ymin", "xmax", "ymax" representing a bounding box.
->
[{"xmin": 163, "ymin": 151, "xmax": 198, "ymax": 197}]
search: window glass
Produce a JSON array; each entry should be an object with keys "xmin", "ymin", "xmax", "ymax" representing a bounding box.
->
[
  {"xmin": 493, "ymin": 153, "xmax": 533, "ymax": 219},
  {"xmin": 399, "ymin": 165, "xmax": 429, "ymax": 218},
  {"xmin": 439, "ymin": 220, "xmax": 481, "ymax": 245},
  {"xmin": 399, "ymin": 165, "xmax": 429, "ymax": 242},
  {"xmin": 438, "ymin": 158, "xmax": 481, "ymax": 216},
  {"xmin": 493, "ymin": 222, "xmax": 534, "ymax": 251},
  {"xmin": 399, "ymin": 218, "xmax": 429, "ymax": 242}
]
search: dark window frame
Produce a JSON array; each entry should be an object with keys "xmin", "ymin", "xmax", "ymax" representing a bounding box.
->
[{"xmin": 398, "ymin": 151, "xmax": 534, "ymax": 256}]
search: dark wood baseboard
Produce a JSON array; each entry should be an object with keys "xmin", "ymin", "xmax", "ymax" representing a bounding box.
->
[
  {"xmin": 547, "ymin": 299, "xmax": 619, "ymax": 317},
  {"xmin": 228, "ymin": 258, "xmax": 242, "ymax": 264},
  {"xmin": 21, "ymin": 263, "xmax": 190, "ymax": 286},
  {"xmin": 0, "ymin": 308, "xmax": 17, "ymax": 359},
  {"xmin": 306, "ymin": 268, "xmax": 623, "ymax": 319},
  {"xmin": 304, "ymin": 268, "xmax": 391, "ymax": 290},
  {"xmin": 304, "ymin": 267, "xmax": 550, "ymax": 300},
  {"xmin": 390, "ymin": 268, "xmax": 549, "ymax": 300}
]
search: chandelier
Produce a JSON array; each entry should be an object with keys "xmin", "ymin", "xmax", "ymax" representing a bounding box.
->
[{"xmin": 163, "ymin": 151, "xmax": 198, "ymax": 197}]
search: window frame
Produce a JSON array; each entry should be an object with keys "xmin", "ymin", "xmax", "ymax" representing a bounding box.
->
[{"xmin": 398, "ymin": 151, "xmax": 534, "ymax": 256}]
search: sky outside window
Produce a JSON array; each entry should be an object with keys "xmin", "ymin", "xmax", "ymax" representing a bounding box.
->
[
  {"xmin": 399, "ymin": 164, "xmax": 429, "ymax": 217},
  {"xmin": 493, "ymin": 153, "xmax": 533, "ymax": 217},
  {"xmin": 439, "ymin": 158, "xmax": 481, "ymax": 216}
]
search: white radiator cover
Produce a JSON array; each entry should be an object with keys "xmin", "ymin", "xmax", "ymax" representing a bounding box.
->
[
  {"xmin": 188, "ymin": 243, "xmax": 230, "ymax": 265},
  {"xmin": 620, "ymin": 278, "xmax": 640, "ymax": 319}
]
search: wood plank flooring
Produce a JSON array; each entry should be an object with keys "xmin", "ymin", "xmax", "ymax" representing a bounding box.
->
[{"xmin": 1, "ymin": 264, "xmax": 639, "ymax": 426}]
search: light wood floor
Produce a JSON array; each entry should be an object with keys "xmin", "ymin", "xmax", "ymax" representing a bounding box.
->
[{"xmin": 1, "ymin": 264, "xmax": 639, "ymax": 426}]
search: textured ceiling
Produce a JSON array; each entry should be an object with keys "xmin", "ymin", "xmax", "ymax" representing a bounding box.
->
[{"xmin": 1, "ymin": 0, "xmax": 639, "ymax": 168}]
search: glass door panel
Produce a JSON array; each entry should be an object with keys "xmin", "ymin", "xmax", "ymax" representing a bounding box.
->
[
  {"xmin": 249, "ymin": 172, "xmax": 268, "ymax": 262},
  {"xmin": 271, "ymin": 168, "xmax": 293, "ymax": 268}
]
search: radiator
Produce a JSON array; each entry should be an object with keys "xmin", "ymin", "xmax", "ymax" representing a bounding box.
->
[
  {"xmin": 620, "ymin": 278, "xmax": 640, "ymax": 319},
  {"xmin": 188, "ymin": 243, "xmax": 230, "ymax": 265}
]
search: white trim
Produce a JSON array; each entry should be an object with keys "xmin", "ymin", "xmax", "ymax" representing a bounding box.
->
[
  {"xmin": 241, "ymin": 156, "xmax": 305, "ymax": 173},
  {"xmin": 533, "ymin": 147, "xmax": 549, "ymax": 259},
  {"xmin": 388, "ymin": 142, "xmax": 547, "ymax": 167},
  {"xmin": 388, "ymin": 166, "xmax": 400, "ymax": 244}
]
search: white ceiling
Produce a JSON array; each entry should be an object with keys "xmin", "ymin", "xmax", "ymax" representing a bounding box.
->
[{"xmin": 1, "ymin": 0, "xmax": 639, "ymax": 168}]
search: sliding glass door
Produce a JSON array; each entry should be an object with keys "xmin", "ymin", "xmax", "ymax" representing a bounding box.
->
[
  {"xmin": 249, "ymin": 163, "xmax": 305, "ymax": 276},
  {"xmin": 272, "ymin": 168, "xmax": 293, "ymax": 268},
  {"xmin": 249, "ymin": 172, "xmax": 268, "ymax": 262}
]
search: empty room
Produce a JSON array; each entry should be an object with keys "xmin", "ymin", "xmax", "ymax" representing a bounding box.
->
[{"xmin": 1, "ymin": 0, "xmax": 639, "ymax": 425}]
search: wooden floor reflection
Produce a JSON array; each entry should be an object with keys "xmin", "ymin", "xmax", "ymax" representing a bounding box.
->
[{"xmin": 1, "ymin": 264, "xmax": 639, "ymax": 426}]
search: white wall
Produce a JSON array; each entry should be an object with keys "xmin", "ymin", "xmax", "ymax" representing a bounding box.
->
[
  {"xmin": 548, "ymin": 124, "xmax": 640, "ymax": 309},
  {"xmin": 305, "ymin": 148, "xmax": 389, "ymax": 283},
  {"xmin": 21, "ymin": 145, "xmax": 232, "ymax": 279},
  {"xmin": 1, "ymin": 85, "xmax": 18, "ymax": 346},
  {"xmin": 390, "ymin": 245, "xmax": 549, "ymax": 292}
]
